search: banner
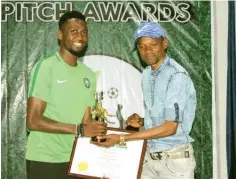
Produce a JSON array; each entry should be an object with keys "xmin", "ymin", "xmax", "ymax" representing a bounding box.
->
[{"xmin": 1, "ymin": 1, "xmax": 212, "ymax": 179}]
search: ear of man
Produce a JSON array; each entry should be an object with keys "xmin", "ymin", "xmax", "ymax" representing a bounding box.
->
[
  {"xmin": 163, "ymin": 39, "xmax": 168, "ymax": 49},
  {"xmin": 57, "ymin": 30, "xmax": 63, "ymax": 41}
]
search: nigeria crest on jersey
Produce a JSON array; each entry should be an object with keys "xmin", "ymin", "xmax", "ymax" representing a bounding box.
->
[{"xmin": 84, "ymin": 78, "xmax": 91, "ymax": 88}]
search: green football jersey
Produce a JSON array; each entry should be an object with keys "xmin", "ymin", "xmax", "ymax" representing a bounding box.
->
[{"xmin": 26, "ymin": 52, "xmax": 96, "ymax": 162}]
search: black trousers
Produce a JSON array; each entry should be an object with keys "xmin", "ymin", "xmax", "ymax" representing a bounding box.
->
[{"xmin": 26, "ymin": 160, "xmax": 83, "ymax": 179}]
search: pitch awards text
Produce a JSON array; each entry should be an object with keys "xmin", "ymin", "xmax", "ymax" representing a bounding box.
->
[{"xmin": 2, "ymin": 1, "xmax": 191, "ymax": 23}]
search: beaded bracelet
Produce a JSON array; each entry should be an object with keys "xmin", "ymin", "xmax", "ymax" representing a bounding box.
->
[{"xmin": 76, "ymin": 123, "xmax": 85, "ymax": 137}]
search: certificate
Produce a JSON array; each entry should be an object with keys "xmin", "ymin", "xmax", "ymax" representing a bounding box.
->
[{"xmin": 68, "ymin": 128, "xmax": 147, "ymax": 179}]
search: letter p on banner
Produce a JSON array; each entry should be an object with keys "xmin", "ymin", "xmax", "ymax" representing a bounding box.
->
[{"xmin": 2, "ymin": 2, "xmax": 15, "ymax": 22}]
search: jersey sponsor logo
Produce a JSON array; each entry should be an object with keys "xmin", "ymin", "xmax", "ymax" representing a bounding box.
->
[
  {"xmin": 57, "ymin": 79, "xmax": 67, "ymax": 83},
  {"xmin": 84, "ymin": 78, "xmax": 91, "ymax": 88}
]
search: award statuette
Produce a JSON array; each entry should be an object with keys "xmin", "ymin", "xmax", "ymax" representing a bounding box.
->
[{"xmin": 91, "ymin": 92, "xmax": 111, "ymax": 142}]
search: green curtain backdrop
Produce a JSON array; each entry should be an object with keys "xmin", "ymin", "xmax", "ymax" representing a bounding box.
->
[{"xmin": 1, "ymin": 1, "xmax": 212, "ymax": 179}]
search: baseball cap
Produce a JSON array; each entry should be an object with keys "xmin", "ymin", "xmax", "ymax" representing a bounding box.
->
[{"xmin": 134, "ymin": 21, "xmax": 165, "ymax": 44}]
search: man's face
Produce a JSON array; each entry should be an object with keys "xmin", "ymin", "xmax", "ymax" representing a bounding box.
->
[
  {"xmin": 58, "ymin": 18, "xmax": 88, "ymax": 56},
  {"xmin": 137, "ymin": 37, "xmax": 167, "ymax": 67}
]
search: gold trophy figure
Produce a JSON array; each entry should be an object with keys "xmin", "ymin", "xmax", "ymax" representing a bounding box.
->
[
  {"xmin": 91, "ymin": 92, "xmax": 105, "ymax": 121},
  {"xmin": 91, "ymin": 92, "xmax": 113, "ymax": 142}
]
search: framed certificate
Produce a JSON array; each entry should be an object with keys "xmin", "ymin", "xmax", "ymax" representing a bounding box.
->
[{"xmin": 68, "ymin": 127, "xmax": 147, "ymax": 179}]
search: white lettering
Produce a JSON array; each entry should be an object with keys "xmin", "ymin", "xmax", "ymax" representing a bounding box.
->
[
  {"xmin": 37, "ymin": 2, "xmax": 54, "ymax": 22},
  {"xmin": 121, "ymin": 3, "xmax": 141, "ymax": 22},
  {"xmin": 176, "ymin": 3, "xmax": 191, "ymax": 23},
  {"xmin": 141, "ymin": 3, "xmax": 157, "ymax": 22},
  {"xmin": 2, "ymin": 2, "xmax": 15, "ymax": 22},
  {"xmin": 83, "ymin": 2, "xmax": 101, "ymax": 22},
  {"xmin": 22, "ymin": 2, "xmax": 37, "ymax": 22},
  {"xmin": 98, "ymin": 2, "xmax": 123, "ymax": 22},
  {"xmin": 1, "ymin": 2, "xmax": 191, "ymax": 23},
  {"xmin": 1, "ymin": 2, "xmax": 72, "ymax": 22},
  {"xmin": 158, "ymin": 3, "xmax": 176, "ymax": 22}
]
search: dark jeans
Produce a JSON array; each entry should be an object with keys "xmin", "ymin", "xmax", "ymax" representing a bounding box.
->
[{"xmin": 26, "ymin": 160, "xmax": 83, "ymax": 179}]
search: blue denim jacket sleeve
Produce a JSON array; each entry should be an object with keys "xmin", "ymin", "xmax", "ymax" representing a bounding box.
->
[{"xmin": 164, "ymin": 72, "xmax": 192, "ymax": 122}]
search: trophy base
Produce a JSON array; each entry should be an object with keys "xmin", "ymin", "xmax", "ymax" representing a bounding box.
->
[
  {"xmin": 125, "ymin": 126, "xmax": 139, "ymax": 131},
  {"xmin": 91, "ymin": 136, "xmax": 106, "ymax": 142}
]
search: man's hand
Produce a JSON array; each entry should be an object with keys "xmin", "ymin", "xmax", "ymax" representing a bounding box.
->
[
  {"xmin": 84, "ymin": 121, "xmax": 107, "ymax": 137},
  {"xmin": 82, "ymin": 107, "xmax": 107, "ymax": 137},
  {"xmin": 126, "ymin": 113, "xmax": 144, "ymax": 128},
  {"xmin": 92, "ymin": 134, "xmax": 120, "ymax": 147}
]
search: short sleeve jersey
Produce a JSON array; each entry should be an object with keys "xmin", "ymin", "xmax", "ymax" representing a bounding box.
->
[{"xmin": 26, "ymin": 52, "xmax": 96, "ymax": 162}]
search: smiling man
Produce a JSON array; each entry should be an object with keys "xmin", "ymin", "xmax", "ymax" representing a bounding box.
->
[
  {"xmin": 94, "ymin": 22, "xmax": 197, "ymax": 179},
  {"xmin": 25, "ymin": 11, "xmax": 107, "ymax": 179}
]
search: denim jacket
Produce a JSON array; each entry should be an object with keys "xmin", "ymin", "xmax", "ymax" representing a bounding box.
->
[{"xmin": 142, "ymin": 55, "xmax": 197, "ymax": 152}]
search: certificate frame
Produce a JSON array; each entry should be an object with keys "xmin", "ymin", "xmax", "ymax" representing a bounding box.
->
[{"xmin": 68, "ymin": 127, "xmax": 147, "ymax": 179}]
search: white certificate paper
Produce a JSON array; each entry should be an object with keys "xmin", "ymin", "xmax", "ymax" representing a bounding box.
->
[{"xmin": 68, "ymin": 128, "xmax": 147, "ymax": 179}]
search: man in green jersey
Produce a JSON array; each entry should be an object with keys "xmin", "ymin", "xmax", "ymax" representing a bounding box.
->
[{"xmin": 26, "ymin": 11, "xmax": 107, "ymax": 179}]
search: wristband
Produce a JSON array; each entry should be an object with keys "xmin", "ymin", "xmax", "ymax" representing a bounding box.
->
[
  {"xmin": 79, "ymin": 124, "xmax": 85, "ymax": 137},
  {"xmin": 76, "ymin": 124, "xmax": 80, "ymax": 137}
]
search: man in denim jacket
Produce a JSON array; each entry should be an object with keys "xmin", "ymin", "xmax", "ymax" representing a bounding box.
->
[{"xmin": 95, "ymin": 22, "xmax": 197, "ymax": 179}]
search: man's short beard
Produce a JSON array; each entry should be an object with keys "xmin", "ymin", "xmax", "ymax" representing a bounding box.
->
[{"xmin": 68, "ymin": 45, "xmax": 88, "ymax": 57}]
